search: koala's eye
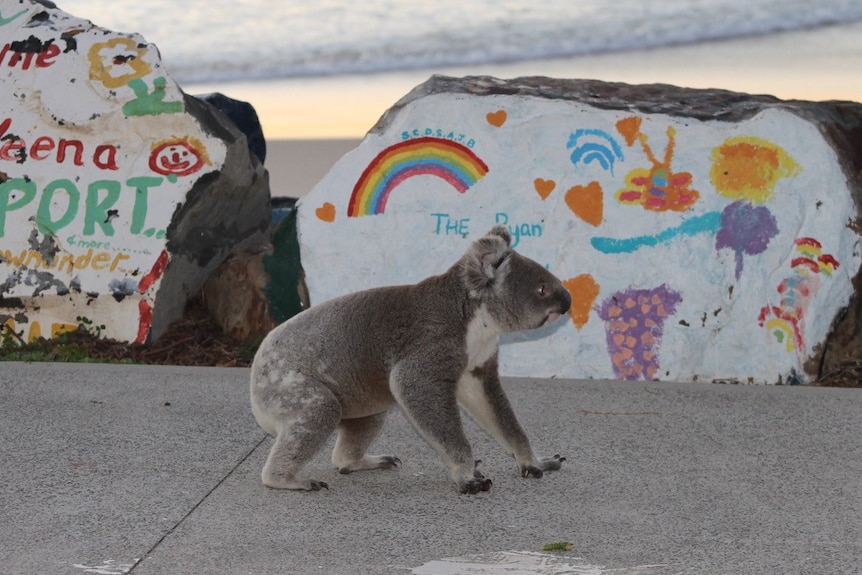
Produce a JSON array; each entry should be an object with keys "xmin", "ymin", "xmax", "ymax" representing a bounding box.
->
[{"xmin": 537, "ymin": 283, "xmax": 548, "ymax": 297}]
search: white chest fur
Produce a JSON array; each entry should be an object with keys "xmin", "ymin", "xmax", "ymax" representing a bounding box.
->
[
  {"xmin": 457, "ymin": 306, "xmax": 505, "ymax": 441},
  {"xmin": 464, "ymin": 304, "xmax": 501, "ymax": 371}
]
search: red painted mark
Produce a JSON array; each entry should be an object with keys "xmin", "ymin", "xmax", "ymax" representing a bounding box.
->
[
  {"xmin": 794, "ymin": 237, "xmax": 822, "ymax": 248},
  {"xmin": 819, "ymin": 254, "xmax": 840, "ymax": 269},
  {"xmin": 138, "ymin": 250, "xmax": 169, "ymax": 293},
  {"xmin": 135, "ymin": 300, "xmax": 152, "ymax": 344},
  {"xmin": 790, "ymin": 257, "xmax": 820, "ymax": 274},
  {"xmin": 135, "ymin": 250, "xmax": 169, "ymax": 344}
]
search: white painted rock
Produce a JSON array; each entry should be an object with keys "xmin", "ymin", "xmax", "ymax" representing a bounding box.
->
[
  {"xmin": 297, "ymin": 75, "xmax": 862, "ymax": 384},
  {"xmin": 0, "ymin": 0, "xmax": 269, "ymax": 343}
]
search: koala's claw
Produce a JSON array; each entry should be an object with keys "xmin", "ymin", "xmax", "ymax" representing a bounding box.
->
[
  {"xmin": 521, "ymin": 466, "xmax": 544, "ymax": 478},
  {"xmin": 473, "ymin": 465, "xmax": 487, "ymax": 480},
  {"xmin": 381, "ymin": 455, "xmax": 402, "ymax": 469},
  {"xmin": 309, "ymin": 480, "xmax": 329, "ymax": 491},
  {"xmin": 460, "ymin": 477, "xmax": 493, "ymax": 494}
]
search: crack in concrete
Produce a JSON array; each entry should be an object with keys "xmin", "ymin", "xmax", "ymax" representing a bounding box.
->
[{"xmin": 125, "ymin": 432, "xmax": 269, "ymax": 574}]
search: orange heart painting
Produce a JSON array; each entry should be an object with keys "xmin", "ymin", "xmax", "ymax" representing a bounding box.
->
[
  {"xmin": 316, "ymin": 202, "xmax": 336, "ymax": 222},
  {"xmin": 533, "ymin": 178, "xmax": 556, "ymax": 200},
  {"xmin": 486, "ymin": 110, "xmax": 507, "ymax": 127},
  {"xmin": 562, "ymin": 274, "xmax": 600, "ymax": 330},
  {"xmin": 565, "ymin": 182, "xmax": 604, "ymax": 227}
]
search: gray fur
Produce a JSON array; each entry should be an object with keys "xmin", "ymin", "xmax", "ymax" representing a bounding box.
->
[{"xmin": 249, "ymin": 225, "xmax": 571, "ymax": 494}]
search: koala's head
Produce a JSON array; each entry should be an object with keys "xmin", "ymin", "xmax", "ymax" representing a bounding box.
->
[{"xmin": 459, "ymin": 226, "xmax": 572, "ymax": 332}]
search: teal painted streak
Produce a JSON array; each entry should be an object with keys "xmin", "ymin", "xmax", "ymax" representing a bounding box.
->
[{"xmin": 591, "ymin": 211, "xmax": 722, "ymax": 254}]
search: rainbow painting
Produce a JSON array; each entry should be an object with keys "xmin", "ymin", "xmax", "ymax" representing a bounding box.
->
[{"xmin": 348, "ymin": 137, "xmax": 489, "ymax": 217}]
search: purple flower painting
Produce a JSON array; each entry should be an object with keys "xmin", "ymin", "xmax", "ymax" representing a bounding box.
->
[{"xmin": 715, "ymin": 200, "xmax": 779, "ymax": 280}]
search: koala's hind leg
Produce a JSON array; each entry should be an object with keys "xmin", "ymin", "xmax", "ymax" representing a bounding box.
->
[
  {"xmin": 332, "ymin": 412, "xmax": 402, "ymax": 474},
  {"xmin": 258, "ymin": 383, "xmax": 341, "ymax": 491}
]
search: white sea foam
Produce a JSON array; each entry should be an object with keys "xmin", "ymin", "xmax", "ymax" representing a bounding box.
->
[{"xmin": 60, "ymin": 0, "xmax": 862, "ymax": 84}]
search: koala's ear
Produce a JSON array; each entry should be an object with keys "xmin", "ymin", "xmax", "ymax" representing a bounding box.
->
[
  {"xmin": 460, "ymin": 229, "xmax": 510, "ymax": 295},
  {"xmin": 485, "ymin": 225, "xmax": 512, "ymax": 247}
]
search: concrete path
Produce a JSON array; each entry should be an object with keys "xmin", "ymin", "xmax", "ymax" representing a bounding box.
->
[{"xmin": 1, "ymin": 362, "xmax": 859, "ymax": 575}]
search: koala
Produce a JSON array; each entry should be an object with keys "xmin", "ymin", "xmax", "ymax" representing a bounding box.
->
[{"xmin": 249, "ymin": 225, "xmax": 572, "ymax": 494}]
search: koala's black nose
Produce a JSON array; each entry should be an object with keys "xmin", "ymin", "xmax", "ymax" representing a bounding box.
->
[{"xmin": 558, "ymin": 284, "xmax": 572, "ymax": 313}]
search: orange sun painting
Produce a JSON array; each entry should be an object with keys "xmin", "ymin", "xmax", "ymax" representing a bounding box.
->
[{"xmin": 710, "ymin": 136, "xmax": 801, "ymax": 204}]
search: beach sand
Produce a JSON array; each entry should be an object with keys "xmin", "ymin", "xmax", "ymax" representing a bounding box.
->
[{"xmin": 189, "ymin": 22, "xmax": 862, "ymax": 198}]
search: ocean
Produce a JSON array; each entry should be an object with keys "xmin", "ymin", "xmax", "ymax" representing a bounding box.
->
[{"xmin": 59, "ymin": 0, "xmax": 862, "ymax": 86}]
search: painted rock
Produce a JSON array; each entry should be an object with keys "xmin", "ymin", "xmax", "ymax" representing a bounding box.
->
[
  {"xmin": 296, "ymin": 75, "xmax": 862, "ymax": 384},
  {"xmin": 0, "ymin": 1, "xmax": 270, "ymax": 344}
]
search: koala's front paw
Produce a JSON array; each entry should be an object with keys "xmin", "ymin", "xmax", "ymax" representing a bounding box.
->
[
  {"xmin": 459, "ymin": 477, "xmax": 493, "ymax": 494},
  {"xmin": 520, "ymin": 454, "xmax": 566, "ymax": 478},
  {"xmin": 539, "ymin": 454, "xmax": 566, "ymax": 471}
]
